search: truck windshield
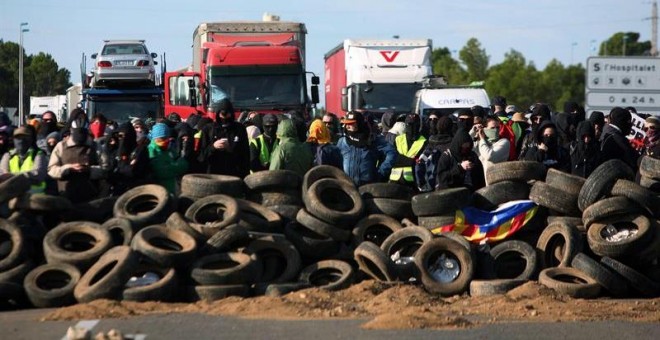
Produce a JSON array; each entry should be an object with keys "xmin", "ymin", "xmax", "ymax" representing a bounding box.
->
[
  {"xmin": 88, "ymin": 96, "xmax": 160, "ymax": 123},
  {"xmin": 357, "ymin": 83, "xmax": 421, "ymax": 113}
]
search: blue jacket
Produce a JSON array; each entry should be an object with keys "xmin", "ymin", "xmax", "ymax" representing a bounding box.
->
[{"xmin": 336, "ymin": 134, "xmax": 397, "ymax": 186}]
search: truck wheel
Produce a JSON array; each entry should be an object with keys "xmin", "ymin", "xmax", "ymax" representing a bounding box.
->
[
  {"xmin": 581, "ymin": 197, "xmax": 645, "ymax": 229},
  {"xmin": 587, "ymin": 214, "xmax": 653, "ymax": 258},
  {"xmin": 236, "ymin": 199, "xmax": 283, "ymax": 233},
  {"xmin": 9, "ymin": 193, "xmax": 73, "ymax": 212},
  {"xmin": 295, "ymin": 209, "xmax": 351, "ymax": 242},
  {"xmin": 284, "ymin": 222, "xmax": 339, "ymax": 261},
  {"xmin": 545, "ymin": 168, "xmax": 585, "ymax": 195},
  {"xmin": 248, "ymin": 190, "xmax": 302, "ymax": 207},
  {"xmin": 302, "ymin": 165, "xmax": 353, "ymax": 194},
  {"xmin": 600, "ymin": 257, "xmax": 660, "ymax": 297},
  {"xmin": 363, "ymin": 198, "xmax": 413, "ymax": 220},
  {"xmin": 380, "ymin": 227, "xmax": 433, "ymax": 281},
  {"xmin": 0, "ymin": 174, "xmax": 31, "ymax": 204},
  {"xmin": 472, "ymin": 181, "xmax": 530, "ymax": 211},
  {"xmin": 610, "ymin": 179, "xmax": 660, "ymax": 218},
  {"xmin": 166, "ymin": 212, "xmax": 207, "ymax": 245},
  {"xmin": 529, "ymin": 181, "xmax": 580, "ymax": 217},
  {"xmin": 202, "ymin": 225, "xmax": 251, "ymax": 254}
]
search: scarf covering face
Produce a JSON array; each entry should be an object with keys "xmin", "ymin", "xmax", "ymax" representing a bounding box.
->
[
  {"xmin": 307, "ymin": 119, "xmax": 332, "ymax": 144},
  {"xmin": 644, "ymin": 126, "xmax": 659, "ymax": 148}
]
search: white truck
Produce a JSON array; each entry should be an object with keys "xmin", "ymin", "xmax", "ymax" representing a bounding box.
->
[
  {"xmin": 29, "ymin": 95, "xmax": 67, "ymax": 121},
  {"xmin": 412, "ymin": 78, "xmax": 490, "ymax": 119}
]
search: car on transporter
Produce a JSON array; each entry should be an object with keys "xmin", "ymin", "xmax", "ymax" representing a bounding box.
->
[{"xmin": 91, "ymin": 40, "xmax": 158, "ymax": 87}]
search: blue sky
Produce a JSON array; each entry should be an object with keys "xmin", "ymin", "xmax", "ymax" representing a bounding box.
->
[{"xmin": 0, "ymin": 0, "xmax": 653, "ymax": 91}]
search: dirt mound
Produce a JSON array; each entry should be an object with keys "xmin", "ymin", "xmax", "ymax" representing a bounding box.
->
[{"xmin": 42, "ymin": 280, "xmax": 660, "ymax": 329}]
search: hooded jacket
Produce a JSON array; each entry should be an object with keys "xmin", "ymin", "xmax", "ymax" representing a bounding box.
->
[
  {"xmin": 523, "ymin": 121, "xmax": 571, "ymax": 172},
  {"xmin": 107, "ymin": 122, "xmax": 150, "ymax": 195},
  {"xmin": 198, "ymin": 101, "xmax": 250, "ymax": 178},
  {"xmin": 269, "ymin": 119, "xmax": 313, "ymax": 177},
  {"xmin": 600, "ymin": 111, "xmax": 639, "ymax": 171},
  {"xmin": 570, "ymin": 121, "xmax": 601, "ymax": 178},
  {"xmin": 554, "ymin": 112, "xmax": 575, "ymax": 150},
  {"xmin": 435, "ymin": 129, "xmax": 485, "ymax": 191}
]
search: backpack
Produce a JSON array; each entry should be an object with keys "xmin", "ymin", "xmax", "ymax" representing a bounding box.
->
[{"xmin": 415, "ymin": 148, "xmax": 443, "ymax": 192}]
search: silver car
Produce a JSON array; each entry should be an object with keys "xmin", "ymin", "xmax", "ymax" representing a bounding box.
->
[{"xmin": 92, "ymin": 40, "xmax": 157, "ymax": 86}]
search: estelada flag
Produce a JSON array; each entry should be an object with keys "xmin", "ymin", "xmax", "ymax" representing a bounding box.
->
[{"xmin": 430, "ymin": 200, "xmax": 538, "ymax": 244}]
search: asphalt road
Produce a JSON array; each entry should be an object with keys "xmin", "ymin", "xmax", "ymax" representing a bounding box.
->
[{"xmin": 1, "ymin": 309, "xmax": 659, "ymax": 340}]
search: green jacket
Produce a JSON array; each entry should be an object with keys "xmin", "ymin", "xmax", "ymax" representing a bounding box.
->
[
  {"xmin": 148, "ymin": 141, "xmax": 188, "ymax": 194},
  {"xmin": 269, "ymin": 119, "xmax": 313, "ymax": 177}
]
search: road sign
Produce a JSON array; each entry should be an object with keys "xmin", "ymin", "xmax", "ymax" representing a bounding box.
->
[
  {"xmin": 586, "ymin": 91, "xmax": 660, "ymax": 108},
  {"xmin": 587, "ymin": 57, "xmax": 660, "ymax": 90}
]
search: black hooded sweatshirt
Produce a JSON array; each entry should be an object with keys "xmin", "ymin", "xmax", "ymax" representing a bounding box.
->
[
  {"xmin": 524, "ymin": 120, "xmax": 571, "ymax": 172},
  {"xmin": 554, "ymin": 112, "xmax": 576, "ymax": 150},
  {"xmin": 570, "ymin": 121, "xmax": 601, "ymax": 178},
  {"xmin": 108, "ymin": 122, "xmax": 150, "ymax": 195},
  {"xmin": 435, "ymin": 129, "xmax": 485, "ymax": 191}
]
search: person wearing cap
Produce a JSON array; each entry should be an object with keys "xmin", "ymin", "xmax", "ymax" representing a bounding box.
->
[
  {"xmin": 249, "ymin": 114, "xmax": 279, "ymax": 172},
  {"xmin": 306, "ymin": 119, "xmax": 343, "ymax": 168},
  {"xmin": 389, "ymin": 114, "xmax": 427, "ymax": 186},
  {"xmin": 269, "ymin": 118, "xmax": 313, "ymax": 177},
  {"xmin": 336, "ymin": 111, "xmax": 397, "ymax": 186},
  {"xmin": 148, "ymin": 123, "xmax": 187, "ymax": 194},
  {"xmin": 0, "ymin": 125, "xmax": 47, "ymax": 193},
  {"xmin": 48, "ymin": 108, "xmax": 105, "ymax": 202},
  {"xmin": 600, "ymin": 107, "xmax": 639, "ymax": 170},
  {"xmin": 570, "ymin": 121, "xmax": 601, "ymax": 178},
  {"xmin": 509, "ymin": 112, "xmax": 530, "ymax": 159},
  {"xmin": 198, "ymin": 98, "xmax": 250, "ymax": 178},
  {"xmin": 640, "ymin": 116, "xmax": 660, "ymax": 159}
]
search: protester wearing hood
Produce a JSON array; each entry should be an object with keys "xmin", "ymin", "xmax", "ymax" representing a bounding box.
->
[
  {"xmin": 390, "ymin": 114, "xmax": 427, "ymax": 185},
  {"xmin": 249, "ymin": 114, "xmax": 279, "ymax": 172},
  {"xmin": 518, "ymin": 104, "xmax": 552, "ymax": 160},
  {"xmin": 471, "ymin": 105, "xmax": 487, "ymax": 120},
  {"xmin": 491, "ymin": 96, "xmax": 508, "ymax": 122},
  {"xmin": 564, "ymin": 101, "xmax": 585, "ymax": 123},
  {"xmin": 337, "ymin": 111, "xmax": 397, "ymax": 186},
  {"xmin": 476, "ymin": 117, "xmax": 511, "ymax": 183},
  {"xmin": 268, "ymin": 119, "xmax": 313, "ymax": 177},
  {"xmin": 553, "ymin": 112, "xmax": 576, "ymax": 150},
  {"xmin": 600, "ymin": 107, "xmax": 639, "ymax": 170},
  {"xmin": 147, "ymin": 123, "xmax": 187, "ymax": 194},
  {"xmin": 589, "ymin": 111, "xmax": 605, "ymax": 141},
  {"xmin": 415, "ymin": 116, "xmax": 454, "ymax": 192},
  {"xmin": 174, "ymin": 121, "xmax": 195, "ymax": 163},
  {"xmin": 640, "ymin": 116, "xmax": 660, "ymax": 159},
  {"xmin": 199, "ymin": 98, "xmax": 250, "ymax": 178},
  {"xmin": 48, "ymin": 108, "xmax": 105, "ymax": 203},
  {"xmin": 306, "ymin": 119, "xmax": 343, "ymax": 168},
  {"xmin": 570, "ymin": 121, "xmax": 601, "ymax": 178},
  {"xmin": 36, "ymin": 111, "xmax": 59, "ymax": 149},
  {"xmin": 0, "ymin": 125, "xmax": 47, "ymax": 193},
  {"xmin": 435, "ymin": 128, "xmax": 485, "ymax": 191},
  {"xmin": 456, "ymin": 108, "xmax": 475, "ymax": 135},
  {"xmin": 106, "ymin": 122, "xmax": 150, "ymax": 195},
  {"xmin": 425, "ymin": 112, "xmax": 440, "ymax": 137},
  {"xmin": 524, "ymin": 120, "xmax": 571, "ymax": 172},
  {"xmin": 132, "ymin": 118, "xmax": 149, "ymax": 145}
]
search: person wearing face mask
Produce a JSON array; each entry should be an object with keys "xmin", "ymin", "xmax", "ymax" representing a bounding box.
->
[
  {"xmin": 524, "ymin": 120, "xmax": 571, "ymax": 172},
  {"xmin": 0, "ymin": 125, "xmax": 47, "ymax": 193},
  {"xmin": 589, "ymin": 111, "xmax": 605, "ymax": 141},
  {"xmin": 389, "ymin": 114, "xmax": 427, "ymax": 186},
  {"xmin": 570, "ymin": 121, "xmax": 601, "ymax": 178},
  {"xmin": 199, "ymin": 98, "xmax": 250, "ymax": 178},
  {"xmin": 476, "ymin": 117, "xmax": 511, "ymax": 183},
  {"xmin": 36, "ymin": 111, "xmax": 59, "ymax": 152},
  {"xmin": 106, "ymin": 122, "xmax": 150, "ymax": 195},
  {"xmin": 518, "ymin": 104, "xmax": 552, "ymax": 160},
  {"xmin": 322, "ymin": 113, "xmax": 341, "ymax": 143},
  {"xmin": 148, "ymin": 123, "xmax": 187, "ymax": 194},
  {"xmin": 48, "ymin": 108, "xmax": 105, "ymax": 202},
  {"xmin": 306, "ymin": 119, "xmax": 343, "ymax": 168},
  {"xmin": 600, "ymin": 107, "xmax": 639, "ymax": 171},
  {"xmin": 435, "ymin": 128, "xmax": 485, "ymax": 191},
  {"xmin": 640, "ymin": 116, "xmax": 660, "ymax": 159},
  {"xmin": 509, "ymin": 112, "xmax": 530, "ymax": 159},
  {"xmin": 553, "ymin": 112, "xmax": 576, "ymax": 150},
  {"xmin": 249, "ymin": 114, "xmax": 279, "ymax": 172}
]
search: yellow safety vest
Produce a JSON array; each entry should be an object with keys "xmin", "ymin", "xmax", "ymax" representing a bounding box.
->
[
  {"xmin": 8, "ymin": 148, "xmax": 46, "ymax": 193},
  {"xmin": 390, "ymin": 134, "xmax": 426, "ymax": 182},
  {"xmin": 249, "ymin": 135, "xmax": 279, "ymax": 167}
]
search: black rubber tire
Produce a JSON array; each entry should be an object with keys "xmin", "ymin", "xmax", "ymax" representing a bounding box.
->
[
  {"xmin": 302, "ymin": 165, "xmax": 354, "ymax": 194},
  {"xmin": 304, "ymin": 178, "xmax": 364, "ymax": 226},
  {"xmin": 191, "ymin": 252, "xmax": 260, "ymax": 285},
  {"xmin": 469, "ymin": 279, "xmax": 528, "ymax": 297},
  {"xmin": 203, "ymin": 225, "xmax": 251, "ymax": 254},
  {"xmin": 0, "ymin": 260, "xmax": 34, "ymax": 284},
  {"xmin": 639, "ymin": 175, "xmax": 660, "ymax": 192},
  {"xmin": 247, "ymin": 190, "xmax": 302, "ymax": 207},
  {"xmin": 284, "ymin": 222, "xmax": 339, "ymax": 261},
  {"xmin": 9, "ymin": 193, "xmax": 73, "ymax": 212},
  {"xmin": 414, "ymin": 237, "xmax": 475, "ymax": 296},
  {"xmin": 0, "ymin": 174, "xmax": 31, "ymax": 204},
  {"xmin": 298, "ymin": 260, "xmax": 355, "ymax": 291},
  {"xmin": 570, "ymin": 253, "xmax": 628, "ymax": 297},
  {"xmin": 181, "ymin": 173, "xmax": 245, "ymax": 198},
  {"xmin": 351, "ymin": 214, "xmax": 403, "ymax": 248},
  {"xmin": 381, "ymin": 226, "xmax": 433, "ymax": 281},
  {"xmin": 486, "ymin": 161, "xmax": 546, "ymax": 185},
  {"xmin": 639, "ymin": 155, "xmax": 660, "ymax": 180},
  {"xmin": 23, "ymin": 263, "xmax": 80, "ymax": 308},
  {"xmin": 490, "ymin": 240, "xmax": 538, "ymax": 280},
  {"xmin": 536, "ymin": 222, "xmax": 582, "ymax": 269},
  {"xmin": 353, "ymin": 241, "xmax": 397, "ymax": 282},
  {"xmin": 268, "ymin": 205, "xmax": 302, "ymax": 224},
  {"xmin": 131, "ymin": 225, "xmax": 197, "ymax": 268},
  {"xmin": 100, "ymin": 217, "xmax": 135, "ymax": 247},
  {"xmin": 547, "ymin": 217, "xmax": 584, "ymax": 232},
  {"xmin": 529, "ymin": 181, "xmax": 580, "ymax": 217},
  {"xmin": 358, "ymin": 183, "xmax": 413, "ymax": 200},
  {"xmin": 43, "ymin": 221, "xmax": 112, "ymax": 272},
  {"xmin": 472, "ymin": 181, "xmax": 530, "ymax": 211},
  {"xmin": 74, "ymin": 245, "xmax": 140, "ymax": 303},
  {"xmin": 418, "ymin": 215, "xmax": 456, "ymax": 231},
  {"xmin": 184, "ymin": 194, "xmax": 240, "ymax": 237},
  {"xmin": 411, "ymin": 188, "xmax": 471, "ymax": 217},
  {"xmin": 0, "ymin": 219, "xmax": 25, "ymax": 272},
  {"xmin": 296, "ymin": 209, "xmax": 351, "ymax": 242},
  {"xmin": 600, "ymin": 257, "xmax": 660, "ymax": 297},
  {"xmin": 0, "ymin": 281, "xmax": 29, "ymax": 310},
  {"xmin": 364, "ymin": 198, "xmax": 413, "ymax": 220},
  {"xmin": 610, "ymin": 179, "xmax": 660, "ymax": 218},
  {"xmin": 187, "ymin": 284, "xmax": 251, "ymax": 301},
  {"xmin": 65, "ymin": 196, "xmax": 117, "ymax": 223},
  {"xmin": 244, "ymin": 170, "xmax": 302, "ymax": 191},
  {"xmin": 121, "ymin": 263, "xmax": 178, "ymax": 302},
  {"xmin": 166, "ymin": 211, "xmax": 208, "ymax": 245},
  {"xmin": 587, "ymin": 214, "xmax": 653, "ymax": 258},
  {"xmin": 538, "ymin": 267, "xmax": 601, "ymax": 298},
  {"xmin": 243, "ymin": 236, "xmax": 301, "ymax": 284},
  {"xmin": 578, "ymin": 159, "xmax": 634, "ymax": 212},
  {"xmin": 545, "ymin": 168, "xmax": 586, "ymax": 196},
  {"xmin": 581, "ymin": 197, "xmax": 645, "ymax": 229},
  {"xmin": 114, "ymin": 184, "xmax": 173, "ymax": 228},
  {"xmin": 236, "ymin": 199, "xmax": 283, "ymax": 233},
  {"xmin": 635, "ymin": 221, "xmax": 660, "ymax": 264}
]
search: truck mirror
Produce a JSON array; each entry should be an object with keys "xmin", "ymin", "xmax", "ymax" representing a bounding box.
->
[
  {"xmin": 151, "ymin": 52, "xmax": 158, "ymax": 58},
  {"xmin": 311, "ymin": 76, "xmax": 320, "ymax": 85},
  {"xmin": 188, "ymin": 79, "xmax": 197, "ymax": 107},
  {"xmin": 311, "ymin": 85, "xmax": 319, "ymax": 104},
  {"xmin": 91, "ymin": 53, "xmax": 97, "ymax": 59},
  {"xmin": 341, "ymin": 87, "xmax": 348, "ymax": 112}
]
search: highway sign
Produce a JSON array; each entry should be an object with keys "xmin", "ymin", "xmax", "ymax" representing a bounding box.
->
[
  {"xmin": 586, "ymin": 91, "xmax": 660, "ymax": 108},
  {"xmin": 587, "ymin": 57, "xmax": 660, "ymax": 91}
]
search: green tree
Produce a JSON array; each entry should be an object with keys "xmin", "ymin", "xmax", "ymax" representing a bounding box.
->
[
  {"xmin": 599, "ymin": 32, "xmax": 651, "ymax": 56},
  {"xmin": 459, "ymin": 38, "xmax": 489, "ymax": 82},
  {"xmin": 431, "ymin": 47, "xmax": 467, "ymax": 84},
  {"xmin": 485, "ymin": 50, "xmax": 539, "ymax": 108},
  {"xmin": 0, "ymin": 40, "xmax": 20, "ymax": 107}
]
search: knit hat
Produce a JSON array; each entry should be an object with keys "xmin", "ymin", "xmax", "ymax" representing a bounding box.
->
[
  {"xmin": 609, "ymin": 107, "xmax": 631, "ymax": 128},
  {"xmin": 46, "ymin": 131, "xmax": 61, "ymax": 141},
  {"xmin": 150, "ymin": 123, "xmax": 170, "ymax": 139}
]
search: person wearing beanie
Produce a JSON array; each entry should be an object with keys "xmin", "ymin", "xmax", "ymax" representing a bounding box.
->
[
  {"xmin": 306, "ymin": 119, "xmax": 342, "ymax": 168},
  {"xmin": 0, "ymin": 125, "xmax": 47, "ymax": 193},
  {"xmin": 336, "ymin": 111, "xmax": 397, "ymax": 186},
  {"xmin": 588, "ymin": 111, "xmax": 605, "ymax": 141},
  {"xmin": 390, "ymin": 114, "xmax": 427, "ymax": 186},
  {"xmin": 601, "ymin": 106, "xmax": 639, "ymax": 170},
  {"xmin": 570, "ymin": 121, "xmax": 601, "ymax": 178},
  {"xmin": 147, "ymin": 123, "xmax": 187, "ymax": 194},
  {"xmin": 269, "ymin": 119, "xmax": 313, "ymax": 177},
  {"xmin": 198, "ymin": 98, "xmax": 250, "ymax": 178},
  {"xmin": 435, "ymin": 128, "xmax": 485, "ymax": 191},
  {"xmin": 44, "ymin": 131, "xmax": 60, "ymax": 156},
  {"xmin": 249, "ymin": 114, "xmax": 279, "ymax": 172}
]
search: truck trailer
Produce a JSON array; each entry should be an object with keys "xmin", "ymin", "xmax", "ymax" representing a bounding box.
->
[{"xmin": 324, "ymin": 39, "xmax": 433, "ymax": 117}]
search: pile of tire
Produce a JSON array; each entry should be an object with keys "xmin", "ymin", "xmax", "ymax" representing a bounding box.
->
[{"xmin": 639, "ymin": 155, "xmax": 660, "ymax": 193}]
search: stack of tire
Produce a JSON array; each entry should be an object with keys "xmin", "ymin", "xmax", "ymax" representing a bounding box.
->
[
  {"xmin": 179, "ymin": 174, "xmax": 245, "ymax": 213},
  {"xmin": 412, "ymin": 188, "xmax": 472, "ymax": 230},
  {"xmin": 639, "ymin": 155, "xmax": 660, "ymax": 193},
  {"xmin": 245, "ymin": 170, "xmax": 304, "ymax": 225},
  {"xmin": 360, "ymin": 181, "xmax": 414, "ymax": 220}
]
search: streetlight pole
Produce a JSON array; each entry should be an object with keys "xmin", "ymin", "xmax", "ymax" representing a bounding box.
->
[
  {"xmin": 18, "ymin": 22, "xmax": 29, "ymax": 125},
  {"xmin": 622, "ymin": 34, "xmax": 628, "ymax": 56},
  {"xmin": 571, "ymin": 42, "xmax": 578, "ymax": 64}
]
